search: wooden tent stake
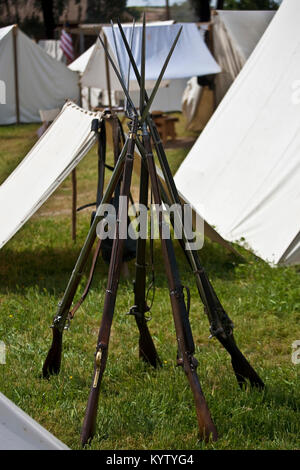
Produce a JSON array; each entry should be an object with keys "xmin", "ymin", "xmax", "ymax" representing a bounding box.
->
[{"xmin": 71, "ymin": 169, "xmax": 77, "ymax": 242}]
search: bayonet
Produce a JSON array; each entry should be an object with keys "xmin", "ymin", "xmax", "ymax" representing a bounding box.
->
[
  {"xmin": 125, "ymin": 19, "xmax": 136, "ymax": 116},
  {"xmin": 139, "ymin": 13, "xmax": 146, "ymax": 115},
  {"xmin": 140, "ymin": 27, "xmax": 182, "ymax": 122},
  {"xmin": 98, "ymin": 33, "xmax": 137, "ymax": 117},
  {"xmin": 116, "ymin": 19, "xmax": 182, "ymax": 121}
]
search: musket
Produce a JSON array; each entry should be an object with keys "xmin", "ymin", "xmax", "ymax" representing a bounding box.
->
[
  {"xmin": 42, "ymin": 134, "xmax": 129, "ymax": 378},
  {"xmin": 128, "ymin": 150, "xmax": 161, "ymax": 367},
  {"xmin": 105, "ymin": 19, "xmax": 160, "ymax": 368},
  {"xmin": 158, "ymin": 183, "xmax": 264, "ymax": 388},
  {"xmin": 81, "ymin": 115, "xmax": 138, "ymax": 445},
  {"xmin": 140, "ymin": 126, "xmax": 217, "ymax": 441},
  {"xmin": 116, "ymin": 20, "xmax": 264, "ymax": 390},
  {"xmin": 130, "ymin": 15, "xmax": 160, "ymax": 368},
  {"xmin": 42, "ymin": 33, "xmax": 141, "ymax": 377},
  {"xmin": 81, "ymin": 22, "xmax": 216, "ymax": 445}
]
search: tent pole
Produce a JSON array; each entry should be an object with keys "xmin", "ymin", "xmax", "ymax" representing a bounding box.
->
[
  {"xmin": 12, "ymin": 25, "xmax": 20, "ymax": 124},
  {"xmin": 72, "ymin": 168, "xmax": 77, "ymax": 242},
  {"xmin": 104, "ymin": 33, "xmax": 112, "ymax": 110}
]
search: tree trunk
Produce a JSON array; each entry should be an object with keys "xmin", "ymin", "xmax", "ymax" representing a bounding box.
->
[
  {"xmin": 4, "ymin": 0, "xmax": 11, "ymax": 21},
  {"xmin": 194, "ymin": 0, "xmax": 211, "ymax": 22},
  {"xmin": 166, "ymin": 0, "xmax": 170, "ymax": 20},
  {"xmin": 217, "ymin": 0, "xmax": 224, "ymax": 9},
  {"xmin": 41, "ymin": 0, "xmax": 56, "ymax": 39}
]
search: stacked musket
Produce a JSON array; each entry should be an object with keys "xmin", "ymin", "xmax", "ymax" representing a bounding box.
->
[{"xmin": 42, "ymin": 15, "xmax": 264, "ymax": 446}]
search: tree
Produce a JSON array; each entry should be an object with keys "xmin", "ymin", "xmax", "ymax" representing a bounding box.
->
[
  {"xmin": 189, "ymin": 0, "xmax": 279, "ymax": 21},
  {"xmin": 2, "ymin": 0, "xmax": 11, "ymax": 20},
  {"xmin": 223, "ymin": 0, "xmax": 279, "ymax": 9},
  {"xmin": 0, "ymin": 0, "xmax": 25, "ymax": 24},
  {"xmin": 86, "ymin": 0, "xmax": 127, "ymax": 23},
  {"xmin": 189, "ymin": 0, "xmax": 211, "ymax": 21},
  {"xmin": 39, "ymin": 0, "xmax": 79, "ymax": 38},
  {"xmin": 40, "ymin": 0, "xmax": 56, "ymax": 39},
  {"xmin": 171, "ymin": 2, "xmax": 198, "ymax": 22}
]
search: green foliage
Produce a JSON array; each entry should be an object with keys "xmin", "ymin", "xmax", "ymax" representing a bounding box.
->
[
  {"xmin": 86, "ymin": 0, "xmax": 127, "ymax": 23},
  {"xmin": 127, "ymin": 7, "xmax": 142, "ymax": 21},
  {"xmin": 223, "ymin": 0, "xmax": 280, "ymax": 9},
  {"xmin": 171, "ymin": 2, "xmax": 198, "ymax": 22},
  {"xmin": 0, "ymin": 120, "xmax": 299, "ymax": 450},
  {"xmin": 20, "ymin": 14, "xmax": 45, "ymax": 39},
  {"xmin": 189, "ymin": 0, "xmax": 211, "ymax": 21},
  {"xmin": 187, "ymin": 0, "xmax": 280, "ymax": 20}
]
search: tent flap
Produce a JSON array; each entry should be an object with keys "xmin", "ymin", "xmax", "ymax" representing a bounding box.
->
[{"xmin": 0, "ymin": 102, "xmax": 102, "ymax": 249}]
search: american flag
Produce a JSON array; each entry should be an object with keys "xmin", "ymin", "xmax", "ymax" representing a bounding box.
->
[{"xmin": 60, "ymin": 29, "xmax": 74, "ymax": 63}]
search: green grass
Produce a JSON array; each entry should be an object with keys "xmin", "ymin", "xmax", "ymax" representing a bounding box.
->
[{"xmin": 0, "ymin": 119, "xmax": 299, "ymax": 450}]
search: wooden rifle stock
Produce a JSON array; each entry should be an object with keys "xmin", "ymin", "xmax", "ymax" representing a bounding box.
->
[
  {"xmin": 42, "ymin": 137, "xmax": 130, "ymax": 379},
  {"xmin": 193, "ymin": 254, "xmax": 264, "ymax": 389},
  {"xmin": 143, "ymin": 131, "xmax": 218, "ymax": 442},
  {"xmin": 42, "ymin": 328, "xmax": 63, "ymax": 378},
  {"xmin": 147, "ymin": 119, "xmax": 264, "ymax": 391},
  {"xmin": 132, "ymin": 280, "xmax": 161, "ymax": 367},
  {"xmin": 81, "ymin": 118, "xmax": 137, "ymax": 446},
  {"xmin": 130, "ymin": 156, "xmax": 160, "ymax": 367},
  {"xmin": 216, "ymin": 325, "xmax": 264, "ymax": 389},
  {"xmin": 42, "ymin": 237, "xmax": 96, "ymax": 379},
  {"xmin": 81, "ymin": 341, "xmax": 108, "ymax": 445}
]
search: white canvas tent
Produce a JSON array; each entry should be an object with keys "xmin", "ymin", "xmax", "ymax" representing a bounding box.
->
[
  {"xmin": 68, "ymin": 23, "xmax": 173, "ymax": 110},
  {"xmin": 69, "ymin": 44, "xmax": 95, "ymax": 73},
  {"xmin": 213, "ymin": 9, "xmax": 275, "ymax": 106},
  {"xmin": 0, "ymin": 102, "xmax": 102, "ymax": 249},
  {"xmin": 80, "ymin": 22, "xmax": 220, "ymax": 112},
  {"xmin": 0, "ymin": 392, "xmax": 69, "ymax": 450},
  {"xmin": 0, "ymin": 25, "xmax": 79, "ymax": 124},
  {"xmin": 175, "ymin": 0, "xmax": 300, "ymax": 266},
  {"xmin": 69, "ymin": 44, "xmax": 103, "ymax": 109}
]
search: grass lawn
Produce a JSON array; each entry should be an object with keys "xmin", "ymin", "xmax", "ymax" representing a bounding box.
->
[{"xmin": 0, "ymin": 117, "xmax": 299, "ymax": 450}]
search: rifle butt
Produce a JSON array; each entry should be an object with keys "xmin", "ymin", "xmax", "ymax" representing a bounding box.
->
[
  {"xmin": 138, "ymin": 324, "xmax": 161, "ymax": 368},
  {"xmin": 218, "ymin": 335, "xmax": 264, "ymax": 389},
  {"xmin": 187, "ymin": 368, "xmax": 218, "ymax": 442},
  {"xmin": 81, "ymin": 347, "xmax": 108, "ymax": 446},
  {"xmin": 42, "ymin": 328, "xmax": 63, "ymax": 379},
  {"xmin": 231, "ymin": 354, "xmax": 264, "ymax": 390},
  {"xmin": 81, "ymin": 386, "xmax": 100, "ymax": 446}
]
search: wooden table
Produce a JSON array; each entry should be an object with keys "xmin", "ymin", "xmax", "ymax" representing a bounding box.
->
[{"xmin": 151, "ymin": 111, "xmax": 179, "ymax": 145}]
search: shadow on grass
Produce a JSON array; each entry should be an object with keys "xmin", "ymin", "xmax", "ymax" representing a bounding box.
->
[
  {"xmin": 0, "ymin": 246, "xmax": 108, "ymax": 295},
  {"xmin": 0, "ymin": 236, "xmax": 245, "ymax": 295}
]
